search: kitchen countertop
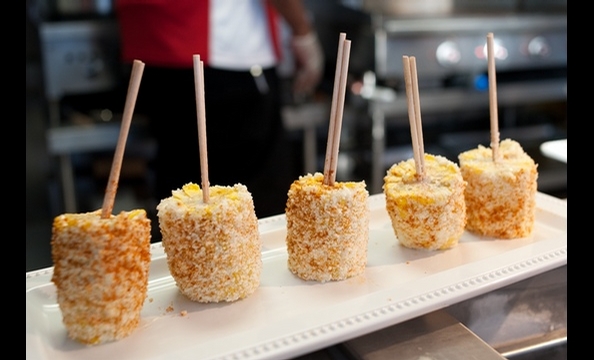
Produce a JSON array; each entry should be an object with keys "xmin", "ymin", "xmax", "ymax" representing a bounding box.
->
[{"xmin": 294, "ymin": 265, "xmax": 567, "ymax": 359}]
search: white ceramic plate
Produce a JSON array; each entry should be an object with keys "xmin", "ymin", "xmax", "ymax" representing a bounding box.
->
[
  {"xmin": 540, "ymin": 139, "xmax": 567, "ymax": 163},
  {"xmin": 26, "ymin": 192, "xmax": 567, "ymax": 360}
]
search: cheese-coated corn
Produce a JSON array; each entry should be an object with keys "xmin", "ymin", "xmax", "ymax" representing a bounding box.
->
[
  {"xmin": 285, "ymin": 173, "xmax": 369, "ymax": 282},
  {"xmin": 383, "ymin": 154, "xmax": 466, "ymax": 250},
  {"xmin": 458, "ymin": 139, "xmax": 538, "ymax": 238},
  {"xmin": 51, "ymin": 209, "xmax": 151, "ymax": 345},
  {"xmin": 157, "ymin": 183, "xmax": 261, "ymax": 302}
]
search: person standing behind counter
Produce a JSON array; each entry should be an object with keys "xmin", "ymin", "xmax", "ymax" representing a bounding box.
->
[{"xmin": 115, "ymin": 0, "xmax": 324, "ymax": 220}]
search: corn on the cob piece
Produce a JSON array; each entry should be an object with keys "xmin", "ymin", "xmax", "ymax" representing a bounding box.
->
[
  {"xmin": 383, "ymin": 154, "xmax": 466, "ymax": 251},
  {"xmin": 285, "ymin": 173, "xmax": 369, "ymax": 282},
  {"xmin": 458, "ymin": 139, "xmax": 538, "ymax": 238},
  {"xmin": 51, "ymin": 209, "xmax": 151, "ymax": 345},
  {"xmin": 157, "ymin": 183, "xmax": 261, "ymax": 302}
]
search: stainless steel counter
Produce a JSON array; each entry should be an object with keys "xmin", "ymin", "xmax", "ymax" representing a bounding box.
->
[
  {"xmin": 294, "ymin": 265, "xmax": 567, "ymax": 359},
  {"xmin": 341, "ymin": 310, "xmax": 507, "ymax": 359}
]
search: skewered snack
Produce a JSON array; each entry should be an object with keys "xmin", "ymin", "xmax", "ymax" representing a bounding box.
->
[
  {"xmin": 286, "ymin": 35, "xmax": 368, "ymax": 282},
  {"xmin": 51, "ymin": 209, "xmax": 152, "ymax": 345},
  {"xmin": 458, "ymin": 139, "xmax": 538, "ymax": 238},
  {"xmin": 50, "ymin": 59, "xmax": 149, "ymax": 345},
  {"xmin": 384, "ymin": 56, "xmax": 466, "ymax": 251},
  {"xmin": 157, "ymin": 182, "xmax": 261, "ymax": 302},
  {"xmin": 383, "ymin": 154, "xmax": 466, "ymax": 251},
  {"xmin": 285, "ymin": 173, "xmax": 369, "ymax": 282}
]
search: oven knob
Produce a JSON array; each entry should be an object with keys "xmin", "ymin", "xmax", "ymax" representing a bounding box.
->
[
  {"xmin": 436, "ymin": 41, "xmax": 461, "ymax": 67},
  {"xmin": 527, "ymin": 36, "xmax": 550, "ymax": 58}
]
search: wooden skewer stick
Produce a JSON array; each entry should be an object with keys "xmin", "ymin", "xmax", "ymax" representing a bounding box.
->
[
  {"xmin": 402, "ymin": 56, "xmax": 419, "ymax": 169},
  {"xmin": 193, "ymin": 54, "xmax": 210, "ymax": 203},
  {"xmin": 327, "ymin": 40, "xmax": 352, "ymax": 186},
  {"xmin": 487, "ymin": 32, "xmax": 500, "ymax": 162},
  {"xmin": 410, "ymin": 56, "xmax": 425, "ymax": 178},
  {"xmin": 402, "ymin": 56, "xmax": 423, "ymax": 178},
  {"xmin": 101, "ymin": 59, "xmax": 145, "ymax": 218},
  {"xmin": 323, "ymin": 32, "xmax": 347, "ymax": 185}
]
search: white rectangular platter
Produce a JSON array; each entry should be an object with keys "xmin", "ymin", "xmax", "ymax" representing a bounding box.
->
[{"xmin": 26, "ymin": 192, "xmax": 567, "ymax": 360}]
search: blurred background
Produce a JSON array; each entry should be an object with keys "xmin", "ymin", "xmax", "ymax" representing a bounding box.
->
[{"xmin": 26, "ymin": 0, "xmax": 567, "ymax": 272}]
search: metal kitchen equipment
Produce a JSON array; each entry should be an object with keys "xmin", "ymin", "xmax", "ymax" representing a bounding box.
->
[
  {"xmin": 39, "ymin": 19, "xmax": 120, "ymax": 126},
  {"xmin": 360, "ymin": 10, "xmax": 567, "ymax": 193},
  {"xmin": 38, "ymin": 19, "xmax": 123, "ymax": 213}
]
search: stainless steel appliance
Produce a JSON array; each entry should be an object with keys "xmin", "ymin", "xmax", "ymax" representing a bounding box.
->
[
  {"xmin": 347, "ymin": 4, "xmax": 567, "ymax": 194},
  {"xmin": 37, "ymin": 17, "xmax": 154, "ymax": 215},
  {"xmin": 39, "ymin": 19, "xmax": 120, "ymax": 125},
  {"xmin": 38, "ymin": 19, "xmax": 122, "ymax": 214}
]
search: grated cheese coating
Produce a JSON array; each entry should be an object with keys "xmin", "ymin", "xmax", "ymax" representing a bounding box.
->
[
  {"xmin": 458, "ymin": 139, "xmax": 538, "ymax": 238},
  {"xmin": 157, "ymin": 183, "xmax": 261, "ymax": 302},
  {"xmin": 383, "ymin": 154, "xmax": 466, "ymax": 251},
  {"xmin": 285, "ymin": 173, "xmax": 369, "ymax": 282},
  {"xmin": 51, "ymin": 209, "xmax": 152, "ymax": 345}
]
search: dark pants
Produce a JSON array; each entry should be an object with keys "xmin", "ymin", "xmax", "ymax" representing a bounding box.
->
[{"xmin": 134, "ymin": 65, "xmax": 296, "ymax": 219}]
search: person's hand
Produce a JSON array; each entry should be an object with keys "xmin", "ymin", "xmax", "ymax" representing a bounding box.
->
[{"xmin": 291, "ymin": 31, "xmax": 324, "ymax": 98}]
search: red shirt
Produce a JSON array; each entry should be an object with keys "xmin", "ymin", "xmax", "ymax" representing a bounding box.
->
[{"xmin": 116, "ymin": 0, "xmax": 281, "ymax": 69}]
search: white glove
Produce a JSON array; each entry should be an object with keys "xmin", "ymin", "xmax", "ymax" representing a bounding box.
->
[{"xmin": 291, "ymin": 31, "xmax": 324, "ymax": 97}]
